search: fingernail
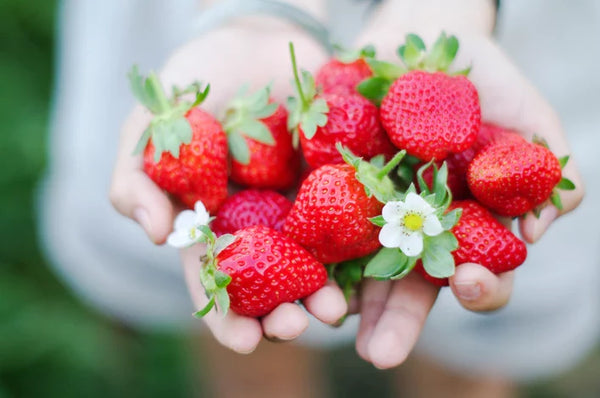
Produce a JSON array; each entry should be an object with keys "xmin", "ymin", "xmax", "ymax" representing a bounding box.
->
[
  {"xmin": 133, "ymin": 207, "xmax": 152, "ymax": 237},
  {"xmin": 455, "ymin": 282, "xmax": 481, "ymax": 301}
]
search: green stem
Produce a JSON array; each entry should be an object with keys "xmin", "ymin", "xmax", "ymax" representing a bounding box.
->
[
  {"xmin": 148, "ymin": 72, "xmax": 171, "ymax": 114},
  {"xmin": 289, "ymin": 42, "xmax": 309, "ymax": 110},
  {"xmin": 376, "ymin": 150, "xmax": 406, "ymax": 179}
]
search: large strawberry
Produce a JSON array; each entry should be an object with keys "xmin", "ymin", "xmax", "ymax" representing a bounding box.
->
[
  {"xmin": 467, "ymin": 137, "xmax": 574, "ymax": 217},
  {"xmin": 195, "ymin": 225, "xmax": 327, "ymax": 318},
  {"xmin": 211, "ymin": 189, "xmax": 293, "ymax": 236},
  {"xmin": 129, "ymin": 66, "xmax": 227, "ymax": 212},
  {"xmin": 315, "ymin": 45, "xmax": 375, "ymax": 94},
  {"xmin": 223, "ymin": 85, "xmax": 300, "ymax": 189},
  {"xmin": 416, "ymin": 200, "xmax": 527, "ymax": 286},
  {"xmin": 283, "ymin": 146, "xmax": 405, "ymax": 264},
  {"xmin": 287, "ymin": 43, "xmax": 396, "ymax": 169},
  {"xmin": 359, "ymin": 33, "xmax": 481, "ymax": 161}
]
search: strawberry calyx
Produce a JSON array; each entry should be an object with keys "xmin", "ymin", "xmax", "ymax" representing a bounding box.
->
[
  {"xmin": 128, "ymin": 65, "xmax": 210, "ymax": 162},
  {"xmin": 337, "ymin": 143, "xmax": 405, "ymax": 203},
  {"xmin": 287, "ymin": 42, "xmax": 330, "ymax": 147},
  {"xmin": 222, "ymin": 84, "xmax": 278, "ymax": 165},
  {"xmin": 191, "ymin": 226, "xmax": 237, "ymax": 318},
  {"xmin": 332, "ymin": 43, "xmax": 376, "ymax": 64},
  {"xmin": 363, "ymin": 161, "xmax": 462, "ymax": 281},
  {"xmin": 357, "ymin": 32, "xmax": 469, "ymax": 105}
]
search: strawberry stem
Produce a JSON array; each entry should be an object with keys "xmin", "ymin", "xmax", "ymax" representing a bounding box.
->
[
  {"xmin": 289, "ymin": 42, "xmax": 308, "ymax": 111},
  {"xmin": 147, "ymin": 72, "xmax": 171, "ymax": 114},
  {"xmin": 376, "ymin": 150, "xmax": 406, "ymax": 179}
]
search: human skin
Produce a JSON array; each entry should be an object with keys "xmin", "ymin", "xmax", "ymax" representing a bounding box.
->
[{"xmin": 109, "ymin": 0, "xmax": 584, "ymax": 363}]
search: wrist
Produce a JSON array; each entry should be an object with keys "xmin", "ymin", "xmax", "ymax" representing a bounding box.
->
[{"xmin": 363, "ymin": 0, "xmax": 496, "ymax": 41}]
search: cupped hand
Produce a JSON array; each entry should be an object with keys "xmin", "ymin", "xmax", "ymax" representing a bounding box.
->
[
  {"xmin": 109, "ymin": 20, "xmax": 347, "ymax": 353},
  {"xmin": 352, "ymin": 0, "xmax": 584, "ymax": 369}
]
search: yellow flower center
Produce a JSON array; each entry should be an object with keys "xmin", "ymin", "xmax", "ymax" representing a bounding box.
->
[{"xmin": 403, "ymin": 213, "xmax": 424, "ymax": 231}]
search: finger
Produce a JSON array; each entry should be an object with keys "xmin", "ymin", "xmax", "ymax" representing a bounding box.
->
[
  {"xmin": 182, "ymin": 245, "xmax": 263, "ymax": 354},
  {"xmin": 449, "ymin": 263, "xmax": 514, "ymax": 312},
  {"xmin": 302, "ymin": 281, "xmax": 348, "ymax": 324},
  {"xmin": 365, "ymin": 273, "xmax": 438, "ymax": 369},
  {"xmin": 109, "ymin": 106, "xmax": 174, "ymax": 244},
  {"xmin": 261, "ymin": 303, "xmax": 309, "ymax": 341},
  {"xmin": 355, "ymin": 279, "xmax": 392, "ymax": 362}
]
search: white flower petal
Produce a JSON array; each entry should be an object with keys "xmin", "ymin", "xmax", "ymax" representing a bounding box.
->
[
  {"xmin": 174, "ymin": 210, "xmax": 197, "ymax": 231},
  {"xmin": 194, "ymin": 201, "xmax": 210, "ymax": 225},
  {"xmin": 381, "ymin": 201, "xmax": 405, "ymax": 223},
  {"xmin": 405, "ymin": 192, "xmax": 434, "ymax": 215},
  {"xmin": 379, "ymin": 223, "xmax": 404, "ymax": 248},
  {"xmin": 167, "ymin": 230, "xmax": 194, "ymax": 248},
  {"xmin": 423, "ymin": 214, "xmax": 443, "ymax": 236},
  {"xmin": 400, "ymin": 231, "xmax": 424, "ymax": 256}
]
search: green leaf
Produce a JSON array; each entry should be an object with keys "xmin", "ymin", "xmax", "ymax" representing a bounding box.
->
[
  {"xmin": 215, "ymin": 271, "xmax": 232, "ymax": 289},
  {"xmin": 215, "ymin": 288, "xmax": 230, "ymax": 316},
  {"xmin": 133, "ymin": 127, "xmax": 152, "ymax": 155},
  {"xmin": 238, "ymin": 119, "xmax": 275, "ymax": 145},
  {"xmin": 440, "ymin": 35, "xmax": 459, "ymax": 70},
  {"xmin": 370, "ymin": 215, "xmax": 386, "ymax": 227},
  {"xmin": 433, "ymin": 162, "xmax": 449, "ymax": 206},
  {"xmin": 402, "ymin": 39, "xmax": 424, "ymax": 68},
  {"xmin": 228, "ymin": 130, "xmax": 250, "ymax": 165},
  {"xmin": 300, "ymin": 98, "xmax": 329, "ymax": 139},
  {"xmin": 356, "ymin": 77, "xmax": 391, "ymax": 105},
  {"xmin": 193, "ymin": 296, "xmax": 215, "ymax": 318},
  {"xmin": 556, "ymin": 177, "xmax": 575, "ymax": 190},
  {"xmin": 253, "ymin": 102, "xmax": 278, "ymax": 119},
  {"xmin": 364, "ymin": 248, "xmax": 407, "ymax": 279},
  {"xmin": 441, "ymin": 208, "xmax": 462, "ymax": 230},
  {"xmin": 370, "ymin": 155, "xmax": 385, "ymax": 168},
  {"xmin": 429, "ymin": 231, "xmax": 459, "ymax": 252},
  {"xmin": 415, "ymin": 161, "xmax": 434, "ymax": 194},
  {"xmin": 452, "ymin": 65, "xmax": 472, "ymax": 76},
  {"xmin": 300, "ymin": 70, "xmax": 317, "ymax": 100},
  {"xmin": 558, "ymin": 155, "xmax": 570, "ymax": 169},
  {"xmin": 406, "ymin": 33, "xmax": 426, "ymax": 51},
  {"xmin": 390, "ymin": 256, "xmax": 418, "ymax": 280},
  {"xmin": 550, "ymin": 192, "xmax": 563, "ymax": 210},
  {"xmin": 422, "ymin": 244, "xmax": 455, "ymax": 278},
  {"xmin": 366, "ymin": 59, "xmax": 405, "ymax": 80}
]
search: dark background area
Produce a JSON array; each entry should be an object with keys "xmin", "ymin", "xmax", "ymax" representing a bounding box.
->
[{"xmin": 0, "ymin": 1, "xmax": 598, "ymax": 397}]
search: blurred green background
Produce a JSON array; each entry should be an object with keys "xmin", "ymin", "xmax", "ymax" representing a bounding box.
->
[{"xmin": 0, "ymin": 1, "xmax": 598, "ymax": 397}]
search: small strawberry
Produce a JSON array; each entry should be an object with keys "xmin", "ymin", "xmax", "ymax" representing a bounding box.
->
[
  {"xmin": 223, "ymin": 85, "xmax": 300, "ymax": 189},
  {"xmin": 284, "ymin": 145, "xmax": 406, "ymax": 264},
  {"xmin": 211, "ymin": 189, "xmax": 293, "ymax": 236},
  {"xmin": 196, "ymin": 225, "xmax": 327, "ymax": 318},
  {"xmin": 467, "ymin": 137, "xmax": 574, "ymax": 217},
  {"xmin": 315, "ymin": 45, "xmax": 375, "ymax": 94},
  {"xmin": 359, "ymin": 33, "xmax": 481, "ymax": 161},
  {"xmin": 287, "ymin": 43, "xmax": 396, "ymax": 169},
  {"xmin": 129, "ymin": 66, "xmax": 227, "ymax": 212},
  {"xmin": 416, "ymin": 200, "xmax": 527, "ymax": 286}
]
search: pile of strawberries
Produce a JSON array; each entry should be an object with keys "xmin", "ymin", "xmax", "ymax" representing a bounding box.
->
[{"xmin": 129, "ymin": 33, "xmax": 574, "ymax": 317}]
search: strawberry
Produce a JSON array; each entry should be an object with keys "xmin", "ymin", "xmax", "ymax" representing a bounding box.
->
[
  {"xmin": 283, "ymin": 146, "xmax": 406, "ymax": 264},
  {"xmin": 416, "ymin": 123, "xmax": 526, "ymax": 199},
  {"xmin": 359, "ymin": 33, "xmax": 481, "ymax": 161},
  {"xmin": 211, "ymin": 189, "xmax": 293, "ymax": 236},
  {"xmin": 315, "ymin": 45, "xmax": 375, "ymax": 94},
  {"xmin": 223, "ymin": 85, "xmax": 300, "ymax": 189},
  {"xmin": 467, "ymin": 137, "xmax": 573, "ymax": 217},
  {"xmin": 287, "ymin": 43, "xmax": 396, "ymax": 170},
  {"xmin": 197, "ymin": 225, "xmax": 327, "ymax": 318},
  {"xmin": 129, "ymin": 66, "xmax": 227, "ymax": 212},
  {"xmin": 416, "ymin": 200, "xmax": 527, "ymax": 286}
]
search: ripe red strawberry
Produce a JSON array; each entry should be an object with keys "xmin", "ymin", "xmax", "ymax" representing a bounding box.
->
[
  {"xmin": 358, "ymin": 33, "xmax": 481, "ymax": 161},
  {"xmin": 315, "ymin": 45, "xmax": 375, "ymax": 94},
  {"xmin": 211, "ymin": 190, "xmax": 293, "ymax": 236},
  {"xmin": 416, "ymin": 123, "xmax": 526, "ymax": 199},
  {"xmin": 416, "ymin": 200, "xmax": 527, "ymax": 286},
  {"xmin": 129, "ymin": 67, "xmax": 228, "ymax": 212},
  {"xmin": 288, "ymin": 43, "xmax": 395, "ymax": 170},
  {"xmin": 224, "ymin": 85, "xmax": 300, "ymax": 189},
  {"xmin": 283, "ymin": 163, "xmax": 383, "ymax": 264},
  {"xmin": 380, "ymin": 70, "xmax": 480, "ymax": 161},
  {"xmin": 298, "ymin": 92, "xmax": 396, "ymax": 169},
  {"xmin": 215, "ymin": 225, "xmax": 327, "ymax": 317},
  {"xmin": 467, "ymin": 140, "xmax": 564, "ymax": 217}
]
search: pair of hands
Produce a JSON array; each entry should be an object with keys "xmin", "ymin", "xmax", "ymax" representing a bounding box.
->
[{"xmin": 110, "ymin": 1, "xmax": 584, "ymax": 369}]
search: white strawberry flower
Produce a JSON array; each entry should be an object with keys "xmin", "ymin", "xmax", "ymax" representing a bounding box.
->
[
  {"xmin": 167, "ymin": 201, "xmax": 211, "ymax": 248},
  {"xmin": 379, "ymin": 192, "xmax": 443, "ymax": 256}
]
